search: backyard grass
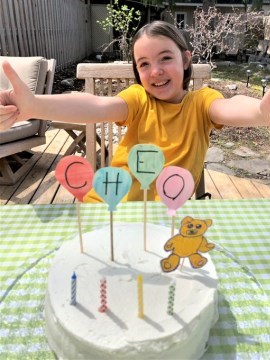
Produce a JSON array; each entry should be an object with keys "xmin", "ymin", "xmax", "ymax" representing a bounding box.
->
[{"xmin": 211, "ymin": 61, "xmax": 269, "ymax": 95}]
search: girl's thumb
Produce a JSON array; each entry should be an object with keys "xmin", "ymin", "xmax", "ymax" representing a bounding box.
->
[{"xmin": 2, "ymin": 61, "xmax": 26, "ymax": 93}]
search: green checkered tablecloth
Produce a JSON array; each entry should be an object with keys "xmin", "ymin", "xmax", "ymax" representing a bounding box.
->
[{"xmin": 0, "ymin": 199, "xmax": 270, "ymax": 359}]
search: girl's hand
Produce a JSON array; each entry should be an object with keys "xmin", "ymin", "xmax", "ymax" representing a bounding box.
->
[
  {"xmin": 260, "ymin": 88, "xmax": 270, "ymax": 126},
  {"xmin": 0, "ymin": 62, "xmax": 35, "ymax": 131}
]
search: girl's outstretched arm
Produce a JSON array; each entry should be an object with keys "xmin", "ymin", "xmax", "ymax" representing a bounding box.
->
[
  {"xmin": 0, "ymin": 61, "xmax": 128, "ymax": 131},
  {"xmin": 209, "ymin": 89, "xmax": 270, "ymax": 127}
]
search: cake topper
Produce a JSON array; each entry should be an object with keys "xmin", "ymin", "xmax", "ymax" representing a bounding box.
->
[
  {"xmin": 55, "ymin": 155, "xmax": 93, "ymax": 202},
  {"xmin": 55, "ymin": 155, "xmax": 94, "ymax": 253},
  {"xmin": 156, "ymin": 166, "xmax": 194, "ymax": 236},
  {"xmin": 128, "ymin": 144, "xmax": 165, "ymax": 190},
  {"xmin": 93, "ymin": 167, "xmax": 132, "ymax": 261},
  {"xmin": 93, "ymin": 167, "xmax": 132, "ymax": 211},
  {"xmin": 128, "ymin": 144, "xmax": 165, "ymax": 250},
  {"xmin": 161, "ymin": 216, "xmax": 214, "ymax": 272}
]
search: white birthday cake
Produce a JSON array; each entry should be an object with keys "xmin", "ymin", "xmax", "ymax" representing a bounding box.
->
[{"xmin": 45, "ymin": 220, "xmax": 218, "ymax": 360}]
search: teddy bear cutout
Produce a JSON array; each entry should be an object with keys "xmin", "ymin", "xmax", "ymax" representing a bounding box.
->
[{"xmin": 161, "ymin": 216, "xmax": 215, "ymax": 272}]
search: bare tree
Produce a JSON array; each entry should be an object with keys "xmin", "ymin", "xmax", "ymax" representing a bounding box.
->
[
  {"xmin": 244, "ymin": 10, "xmax": 264, "ymax": 49},
  {"xmin": 184, "ymin": 7, "xmax": 264, "ymax": 67}
]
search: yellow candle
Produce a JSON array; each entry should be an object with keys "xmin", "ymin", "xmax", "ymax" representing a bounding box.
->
[{"xmin": 137, "ymin": 274, "xmax": 144, "ymax": 319}]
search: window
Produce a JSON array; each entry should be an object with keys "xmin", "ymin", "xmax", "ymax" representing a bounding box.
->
[{"xmin": 176, "ymin": 13, "xmax": 187, "ymax": 29}]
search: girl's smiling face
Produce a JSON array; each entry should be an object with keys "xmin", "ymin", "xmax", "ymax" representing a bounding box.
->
[{"xmin": 134, "ymin": 34, "xmax": 191, "ymax": 104}]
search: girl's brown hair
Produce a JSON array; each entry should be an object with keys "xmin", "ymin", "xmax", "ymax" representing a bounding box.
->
[{"xmin": 131, "ymin": 21, "xmax": 192, "ymax": 90}]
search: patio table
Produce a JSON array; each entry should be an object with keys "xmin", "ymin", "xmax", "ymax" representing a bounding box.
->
[{"xmin": 0, "ymin": 199, "xmax": 270, "ymax": 359}]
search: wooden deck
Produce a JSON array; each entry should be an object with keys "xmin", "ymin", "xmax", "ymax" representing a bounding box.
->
[{"xmin": 1, "ymin": 127, "xmax": 270, "ymax": 205}]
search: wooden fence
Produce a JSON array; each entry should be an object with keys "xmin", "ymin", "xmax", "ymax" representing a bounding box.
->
[{"xmin": 0, "ymin": 0, "xmax": 92, "ymax": 69}]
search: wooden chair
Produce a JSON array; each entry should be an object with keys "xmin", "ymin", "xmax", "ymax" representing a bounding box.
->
[
  {"xmin": 76, "ymin": 62, "xmax": 211, "ymax": 199},
  {"xmin": 0, "ymin": 56, "xmax": 56, "ymax": 185},
  {"xmin": 50, "ymin": 121, "xmax": 87, "ymax": 157}
]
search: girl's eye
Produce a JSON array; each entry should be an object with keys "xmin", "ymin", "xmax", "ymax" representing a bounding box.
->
[
  {"xmin": 138, "ymin": 62, "xmax": 148, "ymax": 68},
  {"xmin": 162, "ymin": 56, "xmax": 172, "ymax": 61}
]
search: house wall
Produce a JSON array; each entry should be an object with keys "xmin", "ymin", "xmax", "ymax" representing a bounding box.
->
[{"xmin": 90, "ymin": 4, "xmax": 112, "ymax": 54}]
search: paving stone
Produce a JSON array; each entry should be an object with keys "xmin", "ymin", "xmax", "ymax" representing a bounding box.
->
[
  {"xmin": 224, "ymin": 142, "xmax": 235, "ymax": 149},
  {"xmin": 207, "ymin": 163, "xmax": 236, "ymax": 176},
  {"xmin": 226, "ymin": 159, "xmax": 270, "ymax": 175},
  {"xmin": 206, "ymin": 147, "xmax": 224, "ymax": 163},
  {"xmin": 232, "ymin": 146, "xmax": 260, "ymax": 158}
]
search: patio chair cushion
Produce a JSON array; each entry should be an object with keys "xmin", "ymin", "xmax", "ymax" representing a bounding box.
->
[
  {"xmin": 0, "ymin": 120, "xmax": 40, "ymax": 145},
  {"xmin": 0, "ymin": 56, "xmax": 48, "ymax": 144},
  {"xmin": 0, "ymin": 56, "xmax": 47, "ymax": 94}
]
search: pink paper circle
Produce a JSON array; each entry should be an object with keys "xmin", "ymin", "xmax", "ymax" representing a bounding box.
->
[{"xmin": 156, "ymin": 166, "xmax": 195, "ymax": 216}]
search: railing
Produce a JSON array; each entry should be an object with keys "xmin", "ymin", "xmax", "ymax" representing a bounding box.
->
[{"xmin": 0, "ymin": 0, "xmax": 92, "ymax": 69}]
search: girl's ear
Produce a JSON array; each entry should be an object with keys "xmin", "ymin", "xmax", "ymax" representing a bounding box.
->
[{"xmin": 183, "ymin": 50, "xmax": 192, "ymax": 70}]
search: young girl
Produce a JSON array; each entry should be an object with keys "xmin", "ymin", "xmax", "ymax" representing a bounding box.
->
[{"xmin": 0, "ymin": 21, "xmax": 269, "ymax": 202}]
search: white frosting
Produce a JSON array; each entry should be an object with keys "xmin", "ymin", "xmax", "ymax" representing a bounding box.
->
[{"xmin": 45, "ymin": 223, "xmax": 218, "ymax": 359}]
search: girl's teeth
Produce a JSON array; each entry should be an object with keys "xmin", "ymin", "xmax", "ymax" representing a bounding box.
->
[{"xmin": 155, "ymin": 82, "xmax": 166, "ymax": 87}]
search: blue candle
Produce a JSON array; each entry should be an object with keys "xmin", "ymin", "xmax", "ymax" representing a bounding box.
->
[{"xmin": 70, "ymin": 272, "xmax": 77, "ymax": 306}]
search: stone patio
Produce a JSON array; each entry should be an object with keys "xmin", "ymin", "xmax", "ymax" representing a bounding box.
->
[{"xmin": 206, "ymin": 144, "xmax": 270, "ymax": 185}]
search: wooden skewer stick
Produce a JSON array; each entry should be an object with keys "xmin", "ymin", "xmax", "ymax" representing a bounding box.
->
[
  {"xmin": 110, "ymin": 211, "xmax": 114, "ymax": 261},
  {"xmin": 171, "ymin": 216, "xmax": 175, "ymax": 237},
  {"xmin": 76, "ymin": 202, "xmax": 84, "ymax": 253},
  {"xmin": 137, "ymin": 274, "xmax": 144, "ymax": 319},
  {"xmin": 179, "ymin": 258, "xmax": 185, "ymax": 271},
  {"xmin": 143, "ymin": 189, "xmax": 147, "ymax": 251}
]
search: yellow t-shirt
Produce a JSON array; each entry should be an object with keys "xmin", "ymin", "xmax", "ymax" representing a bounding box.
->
[{"xmin": 84, "ymin": 85, "xmax": 223, "ymax": 203}]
